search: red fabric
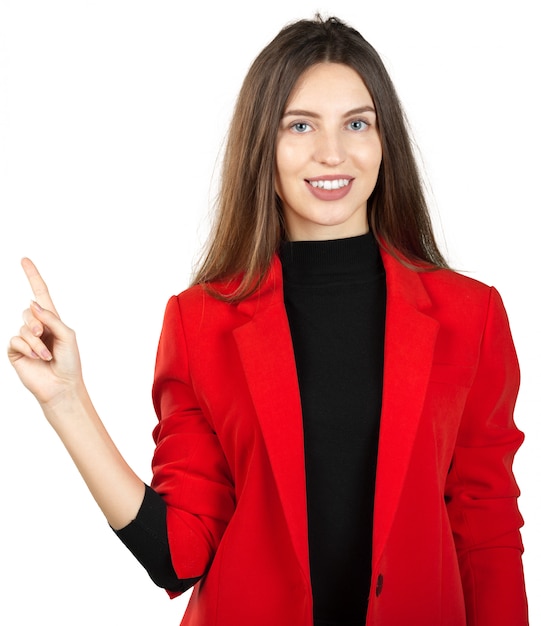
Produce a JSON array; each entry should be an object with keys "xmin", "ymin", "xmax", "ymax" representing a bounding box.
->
[{"xmin": 150, "ymin": 249, "xmax": 528, "ymax": 626}]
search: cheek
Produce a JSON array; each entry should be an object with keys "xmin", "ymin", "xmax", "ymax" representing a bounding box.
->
[
  {"xmin": 274, "ymin": 146, "xmax": 285, "ymax": 193},
  {"xmin": 275, "ymin": 144, "xmax": 298, "ymax": 197},
  {"xmin": 275, "ymin": 144, "xmax": 295, "ymax": 175},
  {"xmin": 360, "ymin": 142, "xmax": 383, "ymax": 174},
  {"xmin": 350, "ymin": 136, "xmax": 381, "ymax": 168}
]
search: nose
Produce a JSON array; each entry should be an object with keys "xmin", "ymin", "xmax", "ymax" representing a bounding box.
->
[{"xmin": 313, "ymin": 129, "xmax": 346, "ymax": 166}]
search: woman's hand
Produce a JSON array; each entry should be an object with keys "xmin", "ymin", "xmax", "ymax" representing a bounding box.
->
[
  {"xmin": 8, "ymin": 258, "xmax": 146, "ymax": 528},
  {"xmin": 8, "ymin": 258, "xmax": 84, "ymax": 409}
]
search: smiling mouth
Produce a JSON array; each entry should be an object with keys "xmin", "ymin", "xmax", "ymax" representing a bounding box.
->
[{"xmin": 307, "ymin": 178, "xmax": 352, "ymax": 190}]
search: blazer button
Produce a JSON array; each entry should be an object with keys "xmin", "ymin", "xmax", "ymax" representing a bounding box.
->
[{"xmin": 375, "ymin": 573, "xmax": 384, "ymax": 597}]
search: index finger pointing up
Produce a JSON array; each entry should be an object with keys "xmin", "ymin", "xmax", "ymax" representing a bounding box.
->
[{"xmin": 21, "ymin": 257, "xmax": 60, "ymax": 316}]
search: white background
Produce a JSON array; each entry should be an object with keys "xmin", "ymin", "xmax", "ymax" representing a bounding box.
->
[{"xmin": 1, "ymin": 1, "xmax": 539, "ymax": 624}]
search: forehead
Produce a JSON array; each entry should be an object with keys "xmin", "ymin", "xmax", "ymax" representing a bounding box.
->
[{"xmin": 286, "ymin": 62, "xmax": 374, "ymax": 108}]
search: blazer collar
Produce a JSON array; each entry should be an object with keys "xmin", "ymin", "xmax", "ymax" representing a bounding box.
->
[
  {"xmin": 232, "ymin": 249, "xmax": 440, "ymax": 578},
  {"xmin": 372, "ymin": 248, "xmax": 440, "ymax": 566},
  {"xmin": 233, "ymin": 255, "xmax": 309, "ymax": 583}
]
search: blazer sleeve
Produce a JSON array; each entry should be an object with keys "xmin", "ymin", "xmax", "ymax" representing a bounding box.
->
[
  {"xmin": 151, "ymin": 295, "xmax": 236, "ymax": 596},
  {"xmin": 445, "ymin": 287, "xmax": 528, "ymax": 625}
]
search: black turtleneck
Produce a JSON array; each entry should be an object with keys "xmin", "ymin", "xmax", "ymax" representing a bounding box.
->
[{"xmin": 280, "ymin": 232, "xmax": 386, "ymax": 625}]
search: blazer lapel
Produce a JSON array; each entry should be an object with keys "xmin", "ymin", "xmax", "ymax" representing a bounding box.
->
[
  {"xmin": 233, "ymin": 256, "xmax": 310, "ymax": 583},
  {"xmin": 231, "ymin": 250, "xmax": 440, "ymax": 579},
  {"xmin": 372, "ymin": 249, "xmax": 440, "ymax": 565}
]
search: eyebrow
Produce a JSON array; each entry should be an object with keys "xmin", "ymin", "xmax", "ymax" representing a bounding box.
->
[{"xmin": 282, "ymin": 106, "xmax": 376, "ymax": 118}]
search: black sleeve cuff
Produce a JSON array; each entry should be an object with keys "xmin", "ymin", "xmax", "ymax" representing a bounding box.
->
[{"xmin": 113, "ymin": 484, "xmax": 202, "ymax": 593}]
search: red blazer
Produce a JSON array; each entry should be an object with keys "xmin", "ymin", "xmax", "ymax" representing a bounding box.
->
[{"xmin": 151, "ymin": 248, "xmax": 528, "ymax": 626}]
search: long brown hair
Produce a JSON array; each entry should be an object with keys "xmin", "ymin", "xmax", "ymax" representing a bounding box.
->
[{"xmin": 192, "ymin": 15, "xmax": 448, "ymax": 301}]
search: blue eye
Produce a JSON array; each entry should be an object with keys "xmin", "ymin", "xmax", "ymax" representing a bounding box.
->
[
  {"xmin": 349, "ymin": 120, "xmax": 368, "ymax": 131},
  {"xmin": 292, "ymin": 122, "xmax": 311, "ymax": 133}
]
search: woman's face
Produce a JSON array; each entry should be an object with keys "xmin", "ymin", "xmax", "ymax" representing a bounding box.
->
[{"xmin": 275, "ymin": 62, "xmax": 382, "ymax": 241}]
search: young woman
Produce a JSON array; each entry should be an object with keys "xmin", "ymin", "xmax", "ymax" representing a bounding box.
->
[{"xmin": 8, "ymin": 15, "xmax": 528, "ymax": 626}]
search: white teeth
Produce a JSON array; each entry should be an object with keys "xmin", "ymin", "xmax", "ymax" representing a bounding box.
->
[{"xmin": 309, "ymin": 178, "xmax": 351, "ymax": 190}]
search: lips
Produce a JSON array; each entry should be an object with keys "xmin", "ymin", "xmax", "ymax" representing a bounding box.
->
[{"xmin": 305, "ymin": 176, "xmax": 354, "ymax": 200}]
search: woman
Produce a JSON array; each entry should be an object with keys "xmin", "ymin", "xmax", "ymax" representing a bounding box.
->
[{"xmin": 8, "ymin": 15, "xmax": 528, "ymax": 626}]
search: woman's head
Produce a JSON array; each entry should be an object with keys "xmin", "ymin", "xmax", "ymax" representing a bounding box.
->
[
  {"xmin": 194, "ymin": 15, "xmax": 447, "ymax": 299},
  {"xmin": 275, "ymin": 61, "xmax": 383, "ymax": 241}
]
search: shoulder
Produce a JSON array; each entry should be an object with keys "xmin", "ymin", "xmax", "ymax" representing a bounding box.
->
[
  {"xmin": 420, "ymin": 266, "xmax": 493, "ymax": 299},
  {"xmin": 382, "ymin": 248, "xmax": 496, "ymax": 311},
  {"xmin": 168, "ymin": 283, "xmax": 240, "ymax": 325},
  {"xmin": 165, "ymin": 274, "xmax": 262, "ymax": 335},
  {"xmin": 173, "ymin": 255, "xmax": 283, "ymax": 317},
  {"xmin": 382, "ymin": 249, "xmax": 512, "ymax": 341},
  {"xmin": 416, "ymin": 267, "xmax": 514, "ymax": 343}
]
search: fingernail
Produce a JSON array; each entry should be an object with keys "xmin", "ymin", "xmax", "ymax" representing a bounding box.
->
[
  {"xmin": 41, "ymin": 348, "xmax": 52, "ymax": 361},
  {"xmin": 32, "ymin": 326, "xmax": 41, "ymax": 336},
  {"xmin": 31, "ymin": 300, "xmax": 43, "ymax": 312},
  {"xmin": 30, "ymin": 350, "xmax": 40, "ymax": 359}
]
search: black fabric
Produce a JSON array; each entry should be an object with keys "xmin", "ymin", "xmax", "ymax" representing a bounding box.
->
[
  {"xmin": 114, "ymin": 484, "xmax": 201, "ymax": 593},
  {"xmin": 280, "ymin": 232, "xmax": 386, "ymax": 624}
]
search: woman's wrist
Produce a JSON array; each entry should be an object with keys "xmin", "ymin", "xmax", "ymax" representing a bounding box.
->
[{"xmin": 41, "ymin": 378, "xmax": 92, "ymax": 429}]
